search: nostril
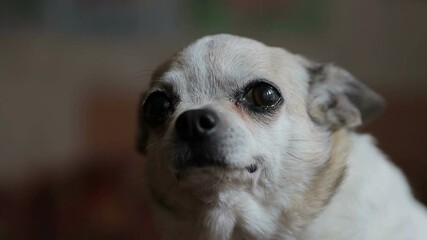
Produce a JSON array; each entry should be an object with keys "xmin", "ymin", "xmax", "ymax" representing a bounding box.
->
[
  {"xmin": 176, "ymin": 114, "xmax": 189, "ymax": 131},
  {"xmin": 199, "ymin": 114, "xmax": 216, "ymax": 130},
  {"xmin": 175, "ymin": 109, "xmax": 219, "ymax": 141}
]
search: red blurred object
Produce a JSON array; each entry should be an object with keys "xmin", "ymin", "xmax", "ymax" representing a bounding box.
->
[{"xmin": 0, "ymin": 154, "xmax": 160, "ymax": 240}]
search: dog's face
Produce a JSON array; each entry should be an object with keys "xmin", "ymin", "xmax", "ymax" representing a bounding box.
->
[{"xmin": 138, "ymin": 34, "xmax": 384, "ymax": 193}]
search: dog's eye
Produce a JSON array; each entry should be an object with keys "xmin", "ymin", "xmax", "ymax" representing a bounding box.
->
[
  {"xmin": 245, "ymin": 82, "xmax": 281, "ymax": 107},
  {"xmin": 143, "ymin": 91, "xmax": 172, "ymax": 126}
]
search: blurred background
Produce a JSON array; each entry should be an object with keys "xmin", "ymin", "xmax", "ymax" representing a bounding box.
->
[{"xmin": 1, "ymin": 0, "xmax": 426, "ymax": 239}]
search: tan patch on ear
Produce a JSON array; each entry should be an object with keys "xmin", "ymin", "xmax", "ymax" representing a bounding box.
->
[{"xmin": 285, "ymin": 129, "xmax": 351, "ymax": 230}]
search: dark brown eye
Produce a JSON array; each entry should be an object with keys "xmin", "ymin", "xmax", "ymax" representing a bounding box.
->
[
  {"xmin": 143, "ymin": 91, "xmax": 172, "ymax": 126},
  {"xmin": 245, "ymin": 82, "xmax": 281, "ymax": 107}
]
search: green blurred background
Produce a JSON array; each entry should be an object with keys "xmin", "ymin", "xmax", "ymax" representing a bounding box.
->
[{"xmin": 1, "ymin": 0, "xmax": 426, "ymax": 239}]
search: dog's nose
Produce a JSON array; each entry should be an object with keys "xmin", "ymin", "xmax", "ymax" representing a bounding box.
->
[{"xmin": 175, "ymin": 109, "xmax": 218, "ymax": 141}]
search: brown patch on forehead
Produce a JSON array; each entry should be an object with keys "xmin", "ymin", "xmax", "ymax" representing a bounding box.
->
[{"xmin": 150, "ymin": 53, "xmax": 184, "ymax": 87}]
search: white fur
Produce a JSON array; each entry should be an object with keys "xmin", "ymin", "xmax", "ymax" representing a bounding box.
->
[
  {"xmin": 303, "ymin": 134, "xmax": 427, "ymax": 240},
  {"xmin": 141, "ymin": 34, "xmax": 427, "ymax": 240}
]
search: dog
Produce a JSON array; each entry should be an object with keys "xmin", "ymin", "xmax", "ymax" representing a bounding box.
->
[{"xmin": 137, "ymin": 34, "xmax": 427, "ymax": 240}]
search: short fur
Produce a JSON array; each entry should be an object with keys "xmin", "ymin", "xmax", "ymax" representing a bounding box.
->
[{"xmin": 138, "ymin": 34, "xmax": 427, "ymax": 240}]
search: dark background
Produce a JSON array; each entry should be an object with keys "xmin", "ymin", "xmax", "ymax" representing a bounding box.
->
[{"xmin": 1, "ymin": 0, "xmax": 426, "ymax": 239}]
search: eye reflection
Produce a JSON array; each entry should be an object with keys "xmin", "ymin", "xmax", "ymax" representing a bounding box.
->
[
  {"xmin": 143, "ymin": 91, "xmax": 172, "ymax": 126},
  {"xmin": 244, "ymin": 82, "xmax": 282, "ymax": 108}
]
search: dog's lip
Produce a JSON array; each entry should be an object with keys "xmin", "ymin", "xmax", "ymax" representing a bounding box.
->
[
  {"xmin": 173, "ymin": 154, "xmax": 226, "ymax": 170},
  {"xmin": 245, "ymin": 164, "xmax": 258, "ymax": 173},
  {"xmin": 173, "ymin": 154, "xmax": 258, "ymax": 170},
  {"xmin": 172, "ymin": 144, "xmax": 262, "ymax": 176},
  {"xmin": 172, "ymin": 161, "xmax": 258, "ymax": 179}
]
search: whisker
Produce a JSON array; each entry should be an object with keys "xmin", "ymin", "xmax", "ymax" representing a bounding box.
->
[
  {"xmin": 286, "ymin": 151, "xmax": 309, "ymax": 162},
  {"xmin": 288, "ymin": 138, "xmax": 328, "ymax": 143},
  {"xmin": 143, "ymin": 137, "xmax": 176, "ymax": 152},
  {"xmin": 211, "ymin": 172, "xmax": 225, "ymax": 190},
  {"xmin": 135, "ymin": 69, "xmax": 155, "ymax": 76}
]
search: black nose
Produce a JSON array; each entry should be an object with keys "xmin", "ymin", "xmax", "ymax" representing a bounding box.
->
[{"xmin": 175, "ymin": 109, "xmax": 218, "ymax": 141}]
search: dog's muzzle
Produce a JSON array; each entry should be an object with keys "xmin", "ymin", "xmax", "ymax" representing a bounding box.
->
[{"xmin": 173, "ymin": 108, "xmax": 225, "ymax": 169}]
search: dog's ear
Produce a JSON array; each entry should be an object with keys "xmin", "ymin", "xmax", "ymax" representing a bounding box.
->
[
  {"xmin": 296, "ymin": 55, "xmax": 385, "ymax": 129},
  {"xmin": 136, "ymin": 92, "xmax": 149, "ymax": 154}
]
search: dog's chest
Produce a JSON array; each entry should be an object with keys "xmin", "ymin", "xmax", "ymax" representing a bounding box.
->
[{"xmin": 200, "ymin": 191, "xmax": 288, "ymax": 240}]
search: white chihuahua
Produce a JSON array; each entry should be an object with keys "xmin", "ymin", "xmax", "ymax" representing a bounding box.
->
[{"xmin": 137, "ymin": 34, "xmax": 427, "ymax": 240}]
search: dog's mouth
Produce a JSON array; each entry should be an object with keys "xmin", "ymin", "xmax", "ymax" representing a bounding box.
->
[
  {"xmin": 173, "ymin": 155, "xmax": 227, "ymax": 170},
  {"xmin": 173, "ymin": 154, "xmax": 258, "ymax": 173},
  {"xmin": 171, "ymin": 149, "xmax": 259, "ymax": 180},
  {"xmin": 170, "ymin": 140, "xmax": 260, "ymax": 179},
  {"xmin": 173, "ymin": 163, "xmax": 259, "ymax": 181}
]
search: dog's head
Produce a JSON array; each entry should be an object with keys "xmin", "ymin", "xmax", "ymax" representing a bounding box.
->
[{"xmin": 137, "ymin": 34, "xmax": 384, "ymax": 191}]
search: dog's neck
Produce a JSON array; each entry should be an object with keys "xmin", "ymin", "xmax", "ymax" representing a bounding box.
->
[
  {"xmin": 205, "ymin": 129, "xmax": 351, "ymax": 239},
  {"xmin": 285, "ymin": 129, "xmax": 350, "ymax": 234}
]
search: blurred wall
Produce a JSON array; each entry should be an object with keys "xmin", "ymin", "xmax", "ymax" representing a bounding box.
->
[{"xmin": 1, "ymin": 0, "xmax": 427, "ymax": 185}]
